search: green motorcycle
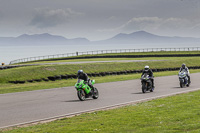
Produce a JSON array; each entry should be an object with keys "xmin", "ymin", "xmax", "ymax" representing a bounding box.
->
[{"xmin": 75, "ymin": 79, "xmax": 99, "ymax": 101}]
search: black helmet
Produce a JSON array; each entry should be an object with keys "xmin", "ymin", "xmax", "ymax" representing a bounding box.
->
[
  {"xmin": 182, "ymin": 63, "xmax": 186, "ymax": 69},
  {"xmin": 78, "ymin": 70, "xmax": 83, "ymax": 74}
]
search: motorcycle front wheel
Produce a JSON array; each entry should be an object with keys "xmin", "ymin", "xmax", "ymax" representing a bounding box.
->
[
  {"xmin": 142, "ymin": 82, "xmax": 147, "ymax": 93},
  {"xmin": 77, "ymin": 90, "xmax": 86, "ymax": 101},
  {"xmin": 180, "ymin": 80, "xmax": 184, "ymax": 88}
]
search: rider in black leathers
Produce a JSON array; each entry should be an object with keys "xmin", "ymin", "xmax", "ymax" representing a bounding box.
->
[
  {"xmin": 77, "ymin": 70, "xmax": 94, "ymax": 89},
  {"xmin": 141, "ymin": 65, "xmax": 155, "ymax": 89},
  {"xmin": 179, "ymin": 63, "xmax": 191, "ymax": 84}
]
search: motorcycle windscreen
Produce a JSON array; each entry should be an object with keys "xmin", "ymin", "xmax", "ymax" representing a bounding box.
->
[
  {"xmin": 77, "ymin": 79, "xmax": 84, "ymax": 83},
  {"xmin": 142, "ymin": 73, "xmax": 149, "ymax": 78},
  {"xmin": 91, "ymin": 80, "xmax": 95, "ymax": 85}
]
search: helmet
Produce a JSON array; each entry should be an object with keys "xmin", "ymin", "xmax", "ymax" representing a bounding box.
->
[
  {"xmin": 144, "ymin": 65, "xmax": 149, "ymax": 71},
  {"xmin": 78, "ymin": 70, "xmax": 83, "ymax": 74},
  {"xmin": 182, "ymin": 63, "xmax": 186, "ymax": 69}
]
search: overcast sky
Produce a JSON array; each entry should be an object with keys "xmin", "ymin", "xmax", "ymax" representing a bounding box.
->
[{"xmin": 0, "ymin": 0, "xmax": 200, "ymax": 40}]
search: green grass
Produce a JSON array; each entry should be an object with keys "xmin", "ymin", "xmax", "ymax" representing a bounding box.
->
[
  {"xmin": 15, "ymin": 56, "xmax": 186, "ymax": 65},
  {"xmin": 14, "ymin": 57, "xmax": 166, "ymax": 64},
  {"xmin": 0, "ymin": 69, "xmax": 200, "ymax": 94},
  {"xmin": 15, "ymin": 51, "xmax": 200, "ymax": 65},
  {"xmin": 1, "ymin": 57, "xmax": 200, "ymax": 83},
  {"xmin": 2, "ymin": 86, "xmax": 200, "ymax": 133},
  {"xmin": 1, "ymin": 52, "xmax": 200, "ymax": 132},
  {"xmin": 1, "ymin": 56, "xmax": 200, "ymax": 94}
]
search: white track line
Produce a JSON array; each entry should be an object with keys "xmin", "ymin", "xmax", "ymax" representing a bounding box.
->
[{"xmin": 1, "ymin": 87, "xmax": 200, "ymax": 129}]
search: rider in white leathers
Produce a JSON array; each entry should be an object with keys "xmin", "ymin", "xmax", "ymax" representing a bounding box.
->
[{"xmin": 179, "ymin": 63, "xmax": 190, "ymax": 84}]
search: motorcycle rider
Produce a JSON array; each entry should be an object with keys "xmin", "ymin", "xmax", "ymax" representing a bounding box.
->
[
  {"xmin": 141, "ymin": 65, "xmax": 155, "ymax": 89},
  {"xmin": 179, "ymin": 63, "xmax": 190, "ymax": 84},
  {"xmin": 77, "ymin": 70, "xmax": 94, "ymax": 90}
]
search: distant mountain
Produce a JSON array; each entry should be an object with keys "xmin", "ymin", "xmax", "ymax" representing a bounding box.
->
[
  {"xmin": 95, "ymin": 31, "xmax": 200, "ymax": 44},
  {"xmin": 0, "ymin": 33, "xmax": 90, "ymax": 45},
  {"xmin": 17, "ymin": 33, "xmax": 67, "ymax": 41},
  {"xmin": 0, "ymin": 31, "xmax": 200, "ymax": 45}
]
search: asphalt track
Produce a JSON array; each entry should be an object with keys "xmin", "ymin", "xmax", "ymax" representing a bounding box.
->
[
  {"xmin": 30, "ymin": 59, "xmax": 167, "ymax": 65},
  {"xmin": 0, "ymin": 73, "xmax": 200, "ymax": 129}
]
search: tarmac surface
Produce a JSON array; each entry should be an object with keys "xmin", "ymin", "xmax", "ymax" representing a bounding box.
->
[
  {"xmin": 29, "ymin": 59, "xmax": 167, "ymax": 65},
  {"xmin": 0, "ymin": 73, "xmax": 199, "ymax": 129}
]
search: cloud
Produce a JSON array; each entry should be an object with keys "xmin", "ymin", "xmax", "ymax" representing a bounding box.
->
[
  {"xmin": 30, "ymin": 8, "xmax": 84, "ymax": 28},
  {"xmin": 98, "ymin": 17, "xmax": 195, "ymax": 33},
  {"xmin": 120, "ymin": 17, "xmax": 162, "ymax": 31},
  {"xmin": 98, "ymin": 17, "xmax": 161, "ymax": 32},
  {"xmin": 0, "ymin": 10, "xmax": 3, "ymax": 19}
]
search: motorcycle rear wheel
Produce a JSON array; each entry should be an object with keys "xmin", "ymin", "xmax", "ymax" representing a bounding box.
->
[{"xmin": 92, "ymin": 88, "xmax": 99, "ymax": 99}]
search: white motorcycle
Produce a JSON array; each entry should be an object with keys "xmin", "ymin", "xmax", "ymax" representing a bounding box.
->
[{"xmin": 178, "ymin": 71, "xmax": 189, "ymax": 88}]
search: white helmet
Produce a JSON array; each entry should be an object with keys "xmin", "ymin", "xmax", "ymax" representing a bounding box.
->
[
  {"xmin": 144, "ymin": 65, "xmax": 149, "ymax": 71},
  {"xmin": 78, "ymin": 70, "xmax": 83, "ymax": 74}
]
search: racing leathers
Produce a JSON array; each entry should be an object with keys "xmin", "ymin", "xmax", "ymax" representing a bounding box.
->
[
  {"xmin": 77, "ymin": 72, "xmax": 94, "ymax": 89},
  {"xmin": 179, "ymin": 67, "xmax": 190, "ymax": 84},
  {"xmin": 141, "ymin": 69, "xmax": 155, "ymax": 88}
]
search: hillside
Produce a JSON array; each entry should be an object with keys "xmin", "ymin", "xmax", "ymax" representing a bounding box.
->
[
  {"xmin": 1, "ymin": 31, "xmax": 200, "ymax": 45},
  {"xmin": 95, "ymin": 31, "xmax": 200, "ymax": 44}
]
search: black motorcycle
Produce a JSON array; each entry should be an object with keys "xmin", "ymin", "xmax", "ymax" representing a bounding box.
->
[{"xmin": 141, "ymin": 73, "xmax": 154, "ymax": 93}]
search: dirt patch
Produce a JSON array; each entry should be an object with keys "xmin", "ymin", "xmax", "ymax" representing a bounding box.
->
[{"xmin": 43, "ymin": 67, "xmax": 56, "ymax": 71}]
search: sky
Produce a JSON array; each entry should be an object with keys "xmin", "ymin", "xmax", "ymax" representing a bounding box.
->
[{"xmin": 0, "ymin": 0, "xmax": 200, "ymax": 41}]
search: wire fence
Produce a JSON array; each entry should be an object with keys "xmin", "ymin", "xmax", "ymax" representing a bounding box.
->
[{"xmin": 9, "ymin": 47, "xmax": 200, "ymax": 65}]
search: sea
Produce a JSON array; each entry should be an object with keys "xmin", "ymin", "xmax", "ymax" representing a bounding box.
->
[{"xmin": 1, "ymin": 43, "xmax": 199, "ymax": 65}]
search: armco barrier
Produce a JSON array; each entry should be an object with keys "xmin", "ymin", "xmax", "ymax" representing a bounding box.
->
[
  {"xmin": 9, "ymin": 47, "xmax": 200, "ymax": 64},
  {"xmin": 8, "ymin": 66, "xmax": 200, "ymax": 84},
  {"xmin": 2, "ymin": 54, "xmax": 200, "ymax": 71},
  {"xmin": 22, "ymin": 54, "xmax": 200, "ymax": 62}
]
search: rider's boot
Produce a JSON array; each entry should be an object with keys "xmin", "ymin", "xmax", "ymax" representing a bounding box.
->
[
  {"xmin": 152, "ymin": 86, "xmax": 155, "ymax": 91},
  {"xmin": 89, "ymin": 84, "xmax": 94, "ymax": 90},
  {"xmin": 88, "ymin": 84, "xmax": 95, "ymax": 95}
]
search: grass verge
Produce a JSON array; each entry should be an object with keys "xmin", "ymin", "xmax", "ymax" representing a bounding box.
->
[
  {"xmin": 0, "ymin": 69, "xmax": 200, "ymax": 94},
  {"xmin": 13, "ymin": 57, "xmax": 168, "ymax": 65},
  {"xmin": 2, "ymin": 85, "xmax": 200, "ymax": 132},
  {"xmin": 15, "ymin": 51, "xmax": 200, "ymax": 65},
  {"xmin": 1, "ymin": 57, "xmax": 200, "ymax": 83}
]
